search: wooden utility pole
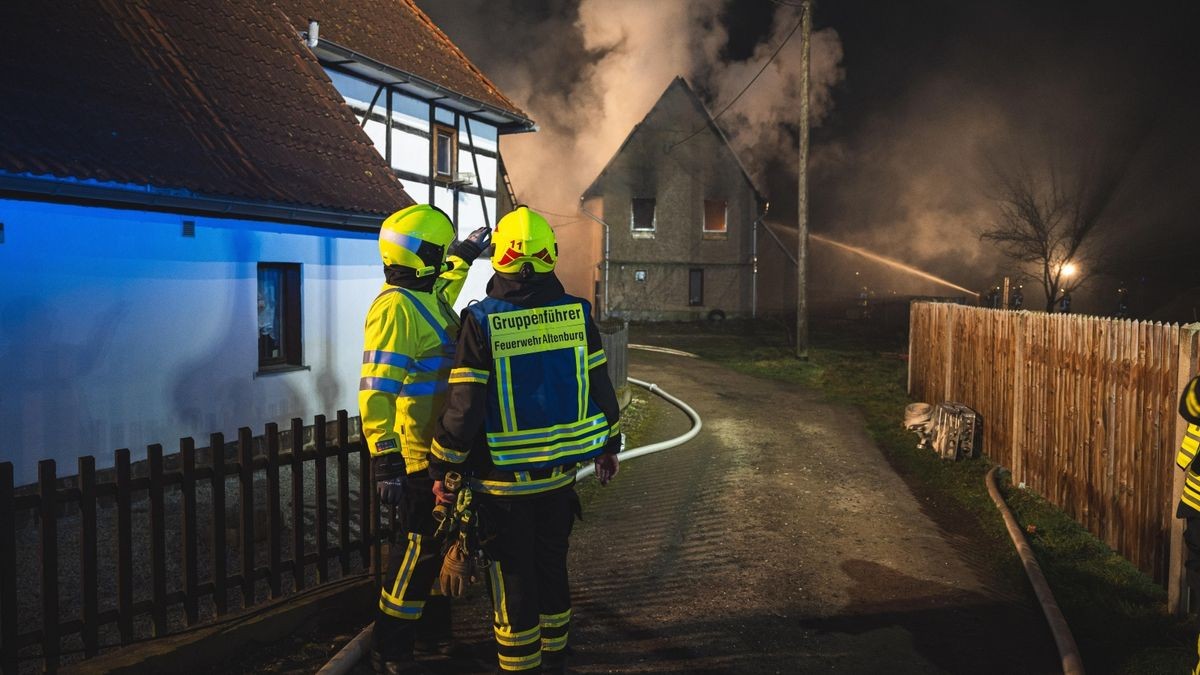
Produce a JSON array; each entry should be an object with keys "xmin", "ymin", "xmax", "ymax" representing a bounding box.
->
[{"xmin": 795, "ymin": 0, "xmax": 812, "ymax": 359}]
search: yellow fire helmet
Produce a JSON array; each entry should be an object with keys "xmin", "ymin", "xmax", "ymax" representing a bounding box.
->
[
  {"xmin": 378, "ymin": 204, "xmax": 455, "ymax": 277},
  {"xmin": 491, "ymin": 206, "xmax": 558, "ymax": 273}
]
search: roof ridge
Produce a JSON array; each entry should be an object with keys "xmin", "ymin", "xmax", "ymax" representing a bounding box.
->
[
  {"xmin": 582, "ymin": 76, "xmax": 763, "ymax": 201},
  {"xmin": 403, "ymin": 0, "xmax": 523, "ymax": 114}
]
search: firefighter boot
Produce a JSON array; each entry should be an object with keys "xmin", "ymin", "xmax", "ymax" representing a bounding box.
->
[
  {"xmin": 370, "ymin": 649, "xmax": 432, "ymax": 675},
  {"xmin": 414, "ymin": 593, "xmax": 470, "ymax": 658},
  {"xmin": 542, "ymin": 648, "xmax": 570, "ymax": 674}
]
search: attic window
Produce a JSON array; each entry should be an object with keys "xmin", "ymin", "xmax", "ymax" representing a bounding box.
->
[
  {"xmin": 703, "ymin": 199, "xmax": 727, "ymax": 239},
  {"xmin": 433, "ymin": 123, "xmax": 457, "ymax": 182},
  {"xmin": 631, "ymin": 198, "xmax": 656, "ymax": 236}
]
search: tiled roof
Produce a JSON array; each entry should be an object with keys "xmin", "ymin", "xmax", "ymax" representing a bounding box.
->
[
  {"xmin": 272, "ymin": 0, "xmax": 528, "ymax": 122},
  {"xmin": 583, "ymin": 77, "xmax": 764, "ymax": 202},
  {"xmin": 0, "ymin": 0, "xmax": 413, "ymax": 219}
]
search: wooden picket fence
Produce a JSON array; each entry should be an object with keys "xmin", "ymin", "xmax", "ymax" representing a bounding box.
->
[
  {"xmin": 0, "ymin": 411, "xmax": 394, "ymax": 674},
  {"xmin": 908, "ymin": 302, "xmax": 1200, "ymax": 611}
]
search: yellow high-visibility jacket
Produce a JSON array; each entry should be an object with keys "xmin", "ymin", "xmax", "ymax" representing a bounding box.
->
[
  {"xmin": 359, "ymin": 256, "xmax": 469, "ymax": 474},
  {"xmin": 1177, "ymin": 376, "xmax": 1200, "ymax": 515}
]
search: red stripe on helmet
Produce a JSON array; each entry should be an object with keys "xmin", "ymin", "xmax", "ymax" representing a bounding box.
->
[{"xmin": 496, "ymin": 247, "xmax": 523, "ymax": 266}]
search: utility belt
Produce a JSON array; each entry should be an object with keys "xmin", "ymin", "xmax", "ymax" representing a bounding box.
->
[{"xmin": 467, "ymin": 463, "xmax": 579, "ymax": 497}]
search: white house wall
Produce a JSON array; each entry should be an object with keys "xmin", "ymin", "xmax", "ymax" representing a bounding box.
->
[
  {"xmin": 0, "ymin": 197, "xmax": 383, "ymax": 485},
  {"xmin": 453, "ymin": 192, "xmax": 498, "ymax": 310},
  {"xmin": 462, "ymin": 150, "xmax": 497, "ymax": 190},
  {"xmin": 391, "ymin": 127, "xmax": 429, "ymax": 176},
  {"xmin": 362, "ymin": 117, "xmax": 388, "ymax": 153},
  {"xmin": 460, "ymin": 123, "xmax": 497, "ymax": 153}
]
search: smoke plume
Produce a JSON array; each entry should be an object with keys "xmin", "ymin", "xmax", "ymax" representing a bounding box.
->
[{"xmin": 422, "ymin": 0, "xmax": 844, "ymax": 216}]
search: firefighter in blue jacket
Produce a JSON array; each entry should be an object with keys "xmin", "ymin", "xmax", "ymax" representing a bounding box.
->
[
  {"xmin": 1177, "ymin": 375, "xmax": 1200, "ymax": 674},
  {"xmin": 359, "ymin": 203, "xmax": 488, "ymax": 674},
  {"xmin": 430, "ymin": 206, "xmax": 621, "ymax": 674}
]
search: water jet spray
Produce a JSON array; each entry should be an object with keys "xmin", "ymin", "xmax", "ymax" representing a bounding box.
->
[{"xmin": 811, "ymin": 233, "xmax": 980, "ymax": 299}]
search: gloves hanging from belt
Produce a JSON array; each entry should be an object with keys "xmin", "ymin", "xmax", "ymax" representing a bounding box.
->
[
  {"xmin": 439, "ymin": 540, "xmax": 475, "ymax": 598},
  {"xmin": 449, "ymin": 226, "xmax": 491, "ymax": 263},
  {"xmin": 373, "ymin": 453, "xmax": 407, "ymax": 506}
]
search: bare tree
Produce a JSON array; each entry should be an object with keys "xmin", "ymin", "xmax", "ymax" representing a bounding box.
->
[{"xmin": 981, "ymin": 137, "xmax": 1139, "ymax": 313}]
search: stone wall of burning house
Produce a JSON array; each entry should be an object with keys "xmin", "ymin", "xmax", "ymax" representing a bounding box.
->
[{"xmin": 586, "ymin": 79, "xmax": 760, "ymax": 321}]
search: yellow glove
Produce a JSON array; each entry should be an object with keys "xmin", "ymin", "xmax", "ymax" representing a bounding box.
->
[{"xmin": 439, "ymin": 541, "xmax": 474, "ymax": 598}]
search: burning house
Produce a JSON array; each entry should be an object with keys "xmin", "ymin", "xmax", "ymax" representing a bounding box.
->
[{"xmin": 580, "ymin": 78, "xmax": 766, "ymax": 321}]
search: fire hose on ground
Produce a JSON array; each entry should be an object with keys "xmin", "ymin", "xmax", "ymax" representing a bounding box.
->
[
  {"xmin": 316, "ymin": 376, "xmax": 703, "ymax": 675},
  {"xmin": 985, "ymin": 466, "xmax": 1085, "ymax": 675}
]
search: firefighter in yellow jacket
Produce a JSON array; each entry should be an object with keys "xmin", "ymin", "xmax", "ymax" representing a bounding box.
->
[
  {"xmin": 1178, "ymin": 375, "xmax": 1200, "ymax": 675},
  {"xmin": 359, "ymin": 203, "xmax": 489, "ymax": 674},
  {"xmin": 430, "ymin": 206, "xmax": 621, "ymax": 674}
]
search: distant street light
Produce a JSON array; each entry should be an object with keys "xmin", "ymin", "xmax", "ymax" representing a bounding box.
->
[{"xmin": 1061, "ymin": 262, "xmax": 1078, "ymax": 278}]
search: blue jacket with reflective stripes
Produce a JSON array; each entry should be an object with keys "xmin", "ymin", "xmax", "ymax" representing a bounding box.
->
[
  {"xmin": 431, "ymin": 274, "xmax": 620, "ymax": 496},
  {"xmin": 469, "ymin": 294, "xmax": 608, "ymax": 471}
]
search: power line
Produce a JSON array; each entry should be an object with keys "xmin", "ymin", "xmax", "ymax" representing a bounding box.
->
[
  {"xmin": 522, "ymin": 204, "xmax": 581, "ymax": 220},
  {"xmin": 550, "ymin": 218, "xmax": 590, "ymax": 229},
  {"xmin": 667, "ymin": 4, "xmax": 806, "ymax": 151}
]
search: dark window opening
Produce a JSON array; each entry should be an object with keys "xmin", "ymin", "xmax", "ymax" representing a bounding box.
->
[
  {"xmin": 433, "ymin": 123, "xmax": 457, "ymax": 181},
  {"xmin": 631, "ymin": 198, "xmax": 656, "ymax": 231},
  {"xmin": 258, "ymin": 263, "xmax": 302, "ymax": 368},
  {"xmin": 689, "ymin": 268, "xmax": 704, "ymax": 306},
  {"xmin": 703, "ymin": 199, "xmax": 727, "ymax": 234}
]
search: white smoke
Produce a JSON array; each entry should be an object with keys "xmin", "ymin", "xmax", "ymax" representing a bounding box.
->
[
  {"xmin": 706, "ymin": 8, "xmax": 844, "ymax": 187},
  {"xmin": 424, "ymin": 1, "xmax": 844, "ymax": 216}
]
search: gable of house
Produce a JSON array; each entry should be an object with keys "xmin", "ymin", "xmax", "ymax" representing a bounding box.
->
[
  {"xmin": 583, "ymin": 77, "xmax": 762, "ymax": 203},
  {"xmin": 577, "ymin": 77, "xmax": 766, "ymax": 320}
]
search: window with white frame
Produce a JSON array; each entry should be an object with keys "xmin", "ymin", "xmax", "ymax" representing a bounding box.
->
[
  {"xmin": 631, "ymin": 197, "xmax": 656, "ymax": 236},
  {"xmin": 703, "ymin": 199, "xmax": 728, "ymax": 238}
]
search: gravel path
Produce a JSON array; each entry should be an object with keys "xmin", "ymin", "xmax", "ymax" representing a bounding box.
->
[{"xmin": 563, "ymin": 349, "xmax": 1059, "ymax": 673}]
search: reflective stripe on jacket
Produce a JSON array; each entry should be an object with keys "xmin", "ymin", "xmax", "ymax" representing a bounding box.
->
[
  {"xmin": 469, "ymin": 295, "xmax": 609, "ymax": 472},
  {"xmin": 1177, "ymin": 376, "xmax": 1200, "ymax": 515},
  {"xmin": 430, "ymin": 273, "xmax": 621, "ymax": 497},
  {"xmin": 359, "ymin": 258, "xmax": 467, "ymax": 473}
]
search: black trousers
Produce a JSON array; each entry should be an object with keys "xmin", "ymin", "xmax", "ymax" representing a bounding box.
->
[
  {"xmin": 372, "ymin": 473, "xmax": 451, "ymax": 661},
  {"xmin": 479, "ymin": 487, "xmax": 580, "ymax": 673},
  {"xmin": 1185, "ymin": 515, "xmax": 1200, "ymax": 594}
]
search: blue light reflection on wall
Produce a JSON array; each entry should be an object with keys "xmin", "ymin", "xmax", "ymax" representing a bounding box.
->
[{"xmin": 0, "ymin": 196, "xmax": 382, "ymax": 485}]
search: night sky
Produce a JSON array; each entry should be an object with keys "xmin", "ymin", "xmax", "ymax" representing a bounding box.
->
[{"xmin": 423, "ymin": 0, "xmax": 1200, "ymax": 319}]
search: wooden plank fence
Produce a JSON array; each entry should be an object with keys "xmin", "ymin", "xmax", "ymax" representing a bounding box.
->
[
  {"xmin": 909, "ymin": 301, "xmax": 1200, "ymax": 611},
  {"xmin": 0, "ymin": 411, "xmax": 394, "ymax": 674}
]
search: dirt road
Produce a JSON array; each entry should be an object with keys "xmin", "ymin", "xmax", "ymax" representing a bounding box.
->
[{"xmin": 360, "ymin": 347, "xmax": 1060, "ymax": 673}]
